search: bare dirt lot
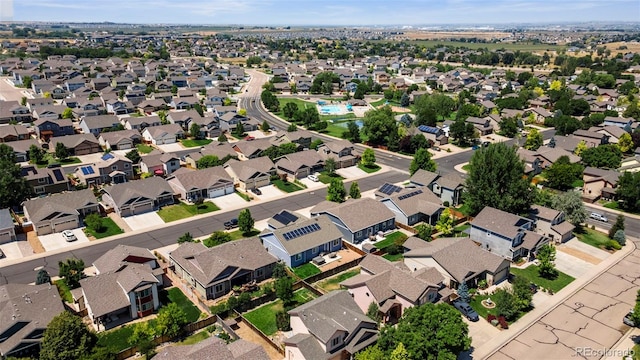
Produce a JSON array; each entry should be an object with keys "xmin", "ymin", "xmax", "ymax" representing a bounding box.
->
[{"xmin": 602, "ymin": 41, "xmax": 640, "ymax": 56}]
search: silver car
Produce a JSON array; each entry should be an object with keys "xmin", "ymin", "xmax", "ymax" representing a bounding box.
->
[{"xmin": 62, "ymin": 230, "xmax": 77, "ymax": 242}]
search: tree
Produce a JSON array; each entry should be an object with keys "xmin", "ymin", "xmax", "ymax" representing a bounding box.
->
[
  {"xmin": 435, "ymin": 208, "xmax": 454, "ymax": 236},
  {"xmin": 608, "ymin": 214, "xmax": 625, "ymax": 239},
  {"xmin": 574, "ymin": 140, "xmax": 588, "ymax": 156},
  {"xmin": 36, "ymin": 268, "xmax": 51, "ymax": 285},
  {"xmin": 390, "ymin": 343, "xmax": 410, "ymax": 360},
  {"xmin": 218, "ymin": 133, "xmax": 228, "ymax": 142},
  {"xmin": 40, "ymin": 311, "xmax": 97, "ymax": 360},
  {"xmin": 551, "ymin": 191, "xmax": 587, "ymax": 227},
  {"xmin": 614, "ymin": 230, "xmax": 626, "ymax": 246},
  {"xmin": 273, "ymin": 262, "xmax": 287, "ymax": 279},
  {"xmin": 366, "ymin": 301, "xmax": 381, "ymax": 324},
  {"xmin": 355, "ymin": 345, "xmax": 385, "ymax": 360},
  {"xmin": 616, "ymin": 172, "xmax": 640, "ymax": 212},
  {"xmin": 349, "ymin": 181, "xmax": 361, "ymax": 199},
  {"xmin": 189, "ymin": 122, "xmax": 201, "ymax": 139},
  {"xmin": 59, "ymin": 258, "xmax": 85, "ymax": 289},
  {"xmin": 327, "ymin": 178, "xmax": 347, "ymax": 203},
  {"xmin": 129, "ymin": 322, "xmax": 155, "ymax": 359},
  {"xmin": 62, "ymin": 107, "xmax": 74, "ymax": 119},
  {"xmin": 55, "ymin": 141, "xmax": 69, "ymax": 160},
  {"xmin": 276, "ymin": 311, "xmax": 291, "ymax": 331},
  {"xmin": 177, "ymin": 232, "xmax": 194, "ymax": 244},
  {"xmin": 544, "ymin": 156, "xmax": 584, "ymax": 190},
  {"xmin": 361, "ymin": 106, "xmax": 398, "ymax": 147},
  {"xmin": 494, "ymin": 288, "xmax": 518, "ymax": 321},
  {"xmin": 287, "ymin": 123, "xmax": 298, "ymax": 132},
  {"xmin": 125, "ymin": 149, "xmax": 141, "ymax": 164},
  {"xmin": 238, "ymin": 208, "xmax": 255, "ymax": 235},
  {"xmin": 618, "ymin": 132, "xmax": 634, "ymax": 153},
  {"xmin": 581, "ymin": 144, "xmax": 622, "ymax": 169},
  {"xmin": 499, "ymin": 116, "xmax": 519, "ymax": 138},
  {"xmin": 400, "ymin": 92, "xmax": 410, "ymax": 107},
  {"xmin": 156, "ymin": 302, "xmax": 188, "ymax": 338},
  {"xmin": 632, "ymin": 290, "xmax": 640, "ymax": 327},
  {"xmin": 84, "ymin": 213, "xmax": 104, "ymax": 233},
  {"xmin": 283, "ymin": 102, "xmax": 299, "ymax": 120},
  {"xmin": 276, "ymin": 276, "xmax": 294, "ymax": 306},
  {"xmin": 361, "ymin": 148, "xmax": 376, "ymax": 167},
  {"xmin": 464, "ymin": 143, "xmax": 533, "ymax": 215},
  {"xmin": 415, "ymin": 224, "xmax": 432, "ymax": 241},
  {"xmin": 457, "ymin": 283, "xmax": 470, "ymax": 303},
  {"xmin": 261, "ymin": 120, "xmax": 271, "ymax": 132},
  {"xmin": 409, "ymin": 148, "xmax": 437, "ymax": 175},
  {"xmin": 512, "ymin": 275, "xmax": 533, "ymax": 312},
  {"xmin": 524, "ymin": 128, "xmax": 543, "ymax": 150},
  {"xmin": 377, "ymin": 303, "xmax": 470, "ymax": 360},
  {"xmin": 29, "ymin": 144, "xmax": 46, "ymax": 164},
  {"xmin": 537, "ymin": 244, "xmax": 558, "ymax": 279},
  {"xmin": 196, "ymin": 154, "xmax": 221, "ymax": 169},
  {"xmin": 233, "ymin": 122, "xmax": 245, "ymax": 137},
  {"xmin": 0, "ymin": 144, "xmax": 32, "ymax": 208},
  {"xmin": 343, "ymin": 120, "xmax": 361, "ymax": 143},
  {"xmin": 450, "ymin": 119, "xmax": 477, "ymax": 146},
  {"xmin": 203, "ymin": 231, "xmax": 232, "ymax": 247},
  {"xmin": 325, "ymin": 157, "xmax": 337, "ymax": 175}
]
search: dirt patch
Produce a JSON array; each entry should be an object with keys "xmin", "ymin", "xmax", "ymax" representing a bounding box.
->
[
  {"xmin": 602, "ymin": 41, "xmax": 640, "ymax": 56},
  {"xmin": 556, "ymin": 246, "xmax": 602, "ymax": 265},
  {"xmin": 26, "ymin": 231, "xmax": 45, "ymax": 254},
  {"xmin": 233, "ymin": 321, "xmax": 283, "ymax": 360}
]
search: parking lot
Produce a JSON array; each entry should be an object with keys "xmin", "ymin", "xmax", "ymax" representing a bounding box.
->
[
  {"xmin": 38, "ymin": 229, "xmax": 90, "ymax": 252},
  {"xmin": 122, "ymin": 212, "xmax": 165, "ymax": 231}
]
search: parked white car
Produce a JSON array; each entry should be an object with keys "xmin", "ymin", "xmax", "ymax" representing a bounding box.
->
[
  {"xmin": 307, "ymin": 173, "xmax": 319, "ymax": 182},
  {"xmin": 590, "ymin": 212, "xmax": 608, "ymax": 222},
  {"xmin": 62, "ymin": 230, "xmax": 77, "ymax": 242}
]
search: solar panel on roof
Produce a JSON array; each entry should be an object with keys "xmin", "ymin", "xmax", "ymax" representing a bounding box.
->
[
  {"xmin": 379, "ymin": 183, "xmax": 402, "ymax": 196},
  {"xmin": 101, "ymin": 153, "xmax": 115, "ymax": 161},
  {"xmin": 418, "ymin": 125, "xmax": 440, "ymax": 134},
  {"xmin": 52, "ymin": 169, "xmax": 64, "ymax": 182},
  {"xmin": 282, "ymin": 223, "xmax": 322, "ymax": 241},
  {"xmin": 81, "ymin": 166, "xmax": 94, "ymax": 175}
]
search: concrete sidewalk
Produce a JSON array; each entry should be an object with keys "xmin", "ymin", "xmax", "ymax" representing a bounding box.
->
[
  {"xmin": 474, "ymin": 238, "xmax": 637, "ymax": 359},
  {"xmin": 602, "ymin": 327, "xmax": 639, "ymax": 360}
]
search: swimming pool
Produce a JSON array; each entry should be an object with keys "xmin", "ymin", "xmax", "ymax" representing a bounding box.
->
[{"xmin": 319, "ymin": 105, "xmax": 342, "ymax": 115}]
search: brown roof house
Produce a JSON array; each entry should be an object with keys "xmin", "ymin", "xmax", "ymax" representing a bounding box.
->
[
  {"xmin": 310, "ymin": 198, "xmax": 395, "ymax": 244},
  {"xmin": 141, "ymin": 123, "xmax": 184, "ymax": 145},
  {"xmin": 403, "ymin": 236, "xmax": 511, "ymax": 289},
  {"xmin": 275, "ymin": 149, "xmax": 325, "ymax": 181},
  {"xmin": 380, "ymin": 187, "xmax": 444, "ymax": 226},
  {"xmin": 167, "ymin": 166, "xmax": 235, "ymax": 201},
  {"xmin": 0, "ymin": 283, "xmax": 65, "ymax": 358},
  {"xmin": 73, "ymin": 152, "xmax": 134, "ymax": 186},
  {"xmin": 140, "ymin": 151, "xmax": 181, "ymax": 176},
  {"xmin": 341, "ymin": 255, "xmax": 443, "ymax": 324},
  {"xmin": 156, "ymin": 336, "xmax": 269, "ymax": 360},
  {"xmin": 98, "ymin": 129, "xmax": 141, "ymax": 150},
  {"xmin": 285, "ymin": 290, "xmax": 378, "ymax": 360},
  {"xmin": 529, "ymin": 205, "xmax": 575, "ymax": 244},
  {"xmin": 0, "ymin": 124, "xmax": 30, "ymax": 143},
  {"xmin": 101, "ymin": 177, "xmax": 174, "ymax": 217},
  {"xmin": 10, "ymin": 139, "xmax": 41, "ymax": 162},
  {"xmin": 170, "ymin": 238, "xmax": 277, "ymax": 300},
  {"xmin": 74, "ymin": 244, "xmax": 163, "ymax": 330},
  {"xmin": 469, "ymin": 206, "xmax": 548, "ymax": 261},
  {"xmin": 21, "ymin": 165, "xmax": 70, "ymax": 195},
  {"xmin": 224, "ymin": 157, "xmax": 275, "ymax": 191},
  {"xmin": 582, "ymin": 167, "xmax": 620, "ymax": 202},
  {"xmin": 317, "ymin": 139, "xmax": 358, "ymax": 169},
  {"xmin": 22, "ymin": 189, "xmax": 99, "ymax": 235},
  {"xmin": 50, "ymin": 133, "xmax": 101, "ymax": 156}
]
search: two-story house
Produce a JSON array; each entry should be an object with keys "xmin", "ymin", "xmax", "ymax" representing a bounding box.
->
[
  {"xmin": 140, "ymin": 151, "xmax": 181, "ymax": 176},
  {"xmin": 529, "ymin": 205, "xmax": 575, "ymax": 243},
  {"xmin": 0, "ymin": 124, "xmax": 30, "ymax": 143},
  {"xmin": 380, "ymin": 187, "xmax": 444, "ymax": 226},
  {"xmin": 409, "ymin": 169, "xmax": 464, "ymax": 206},
  {"xmin": 50, "ymin": 134, "xmax": 101, "ymax": 156},
  {"xmin": 33, "ymin": 118, "xmax": 74, "ymax": 141},
  {"xmin": 21, "ymin": 165, "xmax": 70, "ymax": 195},
  {"xmin": 317, "ymin": 140, "xmax": 358, "ymax": 168},
  {"xmin": 73, "ymin": 153, "xmax": 134, "ymax": 186}
]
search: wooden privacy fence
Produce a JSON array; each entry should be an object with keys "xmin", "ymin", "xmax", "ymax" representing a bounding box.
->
[
  {"xmin": 302, "ymin": 256, "xmax": 363, "ymax": 284},
  {"xmin": 235, "ymin": 311, "xmax": 285, "ymax": 356}
]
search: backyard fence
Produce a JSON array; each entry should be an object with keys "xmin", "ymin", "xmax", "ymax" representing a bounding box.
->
[
  {"xmin": 302, "ymin": 256, "xmax": 363, "ymax": 284},
  {"xmin": 235, "ymin": 310, "xmax": 285, "ymax": 356}
]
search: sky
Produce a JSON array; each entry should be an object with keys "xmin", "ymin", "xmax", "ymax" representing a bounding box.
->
[{"xmin": 11, "ymin": 0, "xmax": 640, "ymax": 25}]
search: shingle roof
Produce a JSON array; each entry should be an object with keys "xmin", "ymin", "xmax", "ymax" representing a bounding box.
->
[
  {"xmin": 383, "ymin": 187, "xmax": 443, "ymax": 217},
  {"xmin": 51, "ymin": 133, "xmax": 99, "ymax": 149},
  {"xmin": 98, "ymin": 129, "xmax": 140, "ymax": 144},
  {"xmin": 310, "ymin": 198, "xmax": 395, "ymax": 233},
  {"xmin": 92, "ymin": 244, "xmax": 156, "ymax": 273},
  {"xmin": 23, "ymin": 189, "xmax": 97, "ymax": 223},
  {"xmin": 530, "ymin": 205, "xmax": 560, "ymax": 222},
  {"xmin": 261, "ymin": 215, "xmax": 342, "ymax": 256},
  {"xmin": 225, "ymin": 157, "xmax": 275, "ymax": 182},
  {"xmin": 144, "ymin": 123, "xmax": 184, "ymax": 138},
  {"xmin": 81, "ymin": 114, "xmax": 119, "ymax": 130},
  {"xmin": 167, "ymin": 166, "xmax": 233, "ymax": 192},
  {"xmin": 156, "ymin": 336, "xmax": 269, "ymax": 360},
  {"xmin": 0, "ymin": 208, "xmax": 13, "ymax": 230},
  {"xmin": 284, "ymin": 334, "xmax": 330, "ymax": 360},
  {"xmin": 102, "ymin": 177, "xmax": 174, "ymax": 209},
  {"xmin": 409, "ymin": 169, "xmax": 439, "ymax": 186},
  {"xmin": 275, "ymin": 149, "xmax": 324, "ymax": 173},
  {"xmin": 471, "ymin": 206, "xmax": 532, "ymax": 239}
]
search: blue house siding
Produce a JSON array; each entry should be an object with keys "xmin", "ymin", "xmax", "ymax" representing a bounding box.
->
[
  {"xmin": 381, "ymin": 200, "xmax": 409, "ymax": 225},
  {"xmin": 262, "ymin": 234, "xmax": 342, "ymax": 268},
  {"xmin": 324, "ymin": 213, "xmax": 354, "ymax": 243}
]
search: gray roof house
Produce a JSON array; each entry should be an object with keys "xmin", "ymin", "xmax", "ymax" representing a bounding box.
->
[
  {"xmin": 380, "ymin": 187, "xmax": 444, "ymax": 226},
  {"xmin": 409, "ymin": 169, "xmax": 464, "ymax": 206},
  {"xmin": 50, "ymin": 133, "xmax": 101, "ymax": 156},
  {"xmin": 166, "ymin": 166, "xmax": 235, "ymax": 201},
  {"xmin": 98, "ymin": 129, "xmax": 141, "ymax": 150},
  {"xmin": 170, "ymin": 238, "xmax": 277, "ymax": 300},
  {"xmin": 79, "ymin": 114, "xmax": 121, "ymax": 136},
  {"xmin": 224, "ymin": 157, "xmax": 275, "ymax": 191},
  {"xmin": 403, "ymin": 236, "xmax": 511, "ymax": 289},
  {"xmin": 0, "ymin": 208, "xmax": 16, "ymax": 244},
  {"xmin": 285, "ymin": 290, "xmax": 378, "ymax": 360},
  {"xmin": 317, "ymin": 140, "xmax": 358, "ymax": 168},
  {"xmin": 310, "ymin": 198, "xmax": 396, "ymax": 244},
  {"xmin": 275, "ymin": 149, "xmax": 325, "ymax": 180},
  {"xmin": 101, "ymin": 177, "xmax": 175, "ymax": 217},
  {"xmin": 0, "ymin": 283, "xmax": 65, "ymax": 358},
  {"xmin": 22, "ymin": 189, "xmax": 99, "ymax": 235},
  {"xmin": 155, "ymin": 336, "xmax": 270, "ymax": 360}
]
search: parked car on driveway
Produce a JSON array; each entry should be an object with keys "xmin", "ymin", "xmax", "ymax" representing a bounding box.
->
[
  {"xmin": 224, "ymin": 218, "xmax": 238, "ymax": 230},
  {"xmin": 307, "ymin": 173, "xmax": 319, "ymax": 182},
  {"xmin": 62, "ymin": 230, "xmax": 77, "ymax": 242},
  {"xmin": 453, "ymin": 300, "xmax": 479, "ymax": 322},
  {"xmin": 590, "ymin": 212, "xmax": 608, "ymax": 222},
  {"xmin": 250, "ymin": 187, "xmax": 262, "ymax": 195},
  {"xmin": 624, "ymin": 310, "xmax": 635, "ymax": 327}
]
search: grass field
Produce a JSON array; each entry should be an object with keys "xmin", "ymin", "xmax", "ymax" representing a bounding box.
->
[
  {"xmin": 84, "ymin": 217, "xmax": 124, "ymax": 239},
  {"xmin": 181, "ymin": 139, "xmax": 213, "ymax": 147},
  {"xmin": 244, "ymin": 289, "xmax": 318, "ymax": 335},
  {"xmin": 511, "ymin": 265, "xmax": 575, "ymax": 293},
  {"xmin": 136, "ymin": 144, "xmax": 154, "ymax": 154},
  {"xmin": 36, "ymin": 155, "xmax": 81, "ymax": 168},
  {"xmin": 235, "ymin": 191, "xmax": 252, "ymax": 202},
  {"xmin": 179, "ymin": 331, "xmax": 210, "ymax": 345},
  {"xmin": 158, "ymin": 201, "xmax": 220, "ymax": 222},
  {"xmin": 318, "ymin": 171, "xmax": 344, "ymax": 184},
  {"xmin": 292, "ymin": 263, "xmax": 321, "ymax": 279},
  {"xmin": 272, "ymin": 179, "xmax": 305, "ymax": 193},
  {"xmin": 374, "ymin": 231, "xmax": 408, "ymax": 249},
  {"xmin": 316, "ymin": 268, "xmax": 360, "ymax": 292},
  {"xmin": 377, "ymin": 39, "xmax": 566, "ymax": 52},
  {"xmin": 275, "ymin": 98, "xmax": 316, "ymax": 119},
  {"xmin": 97, "ymin": 323, "xmax": 137, "ymax": 352},
  {"xmin": 383, "ymin": 253, "xmax": 404, "ymax": 262},
  {"xmin": 462, "ymin": 164, "xmax": 471, "ymax": 172},
  {"xmin": 574, "ymin": 228, "xmax": 611, "ymax": 249}
]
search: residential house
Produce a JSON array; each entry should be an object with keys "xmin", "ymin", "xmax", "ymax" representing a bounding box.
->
[
  {"xmin": 105, "ymin": 99, "xmax": 134, "ymax": 115},
  {"xmin": 310, "ymin": 198, "xmax": 396, "ymax": 244},
  {"xmin": 79, "ymin": 114, "xmax": 121, "ymax": 136},
  {"xmin": 170, "ymin": 238, "xmax": 277, "ymax": 300},
  {"xmin": 341, "ymin": 255, "xmax": 443, "ymax": 324},
  {"xmin": 231, "ymin": 138, "xmax": 272, "ymax": 160},
  {"xmin": 22, "ymin": 189, "xmax": 99, "ymax": 235},
  {"xmin": 582, "ymin": 167, "xmax": 620, "ymax": 202},
  {"xmin": 260, "ymin": 215, "xmax": 343, "ymax": 268},
  {"xmin": 403, "ymin": 236, "xmax": 511, "ymax": 288},
  {"xmin": 417, "ymin": 125, "xmax": 448, "ymax": 145},
  {"xmin": 51, "ymin": 134, "xmax": 101, "ymax": 156},
  {"xmin": 572, "ymin": 129, "xmax": 609, "ymax": 147},
  {"xmin": 529, "ymin": 205, "xmax": 575, "ymax": 243},
  {"xmin": 0, "ymin": 208, "xmax": 15, "ymax": 243},
  {"xmin": 123, "ymin": 115, "xmax": 162, "ymax": 131},
  {"xmin": 33, "ymin": 118, "xmax": 74, "ymax": 141},
  {"xmin": 184, "ymin": 142, "xmax": 237, "ymax": 169},
  {"xmin": 21, "ymin": 165, "xmax": 70, "ymax": 195},
  {"xmin": 285, "ymin": 290, "xmax": 378, "ymax": 360},
  {"xmin": 465, "ymin": 116, "xmax": 493, "ymax": 135},
  {"xmin": 137, "ymin": 99, "xmax": 167, "ymax": 114},
  {"xmin": 140, "ymin": 152, "xmax": 181, "ymax": 176},
  {"xmin": 224, "ymin": 157, "xmax": 275, "ymax": 190},
  {"xmin": 9, "ymin": 139, "xmax": 40, "ymax": 162},
  {"xmin": 380, "ymin": 187, "xmax": 444, "ymax": 226},
  {"xmin": 0, "ymin": 124, "xmax": 30, "ymax": 143},
  {"xmin": 98, "ymin": 129, "xmax": 141, "ymax": 150},
  {"xmin": 155, "ymin": 337, "xmax": 269, "ymax": 360},
  {"xmin": 167, "ymin": 110, "xmax": 201, "ymax": 130},
  {"xmin": 32, "ymin": 105, "xmax": 63, "ymax": 121},
  {"xmin": 470, "ymin": 206, "xmax": 548, "ymax": 261},
  {"xmin": 590, "ymin": 125, "xmax": 628, "ymax": 144},
  {"xmin": 219, "ymin": 112, "xmax": 256, "ymax": 132},
  {"xmin": 101, "ymin": 177, "xmax": 174, "ymax": 217},
  {"xmin": 0, "ymin": 283, "xmax": 65, "ymax": 358},
  {"xmin": 409, "ymin": 169, "xmax": 464, "ymax": 206},
  {"xmin": 167, "ymin": 166, "xmax": 235, "ymax": 201},
  {"xmin": 73, "ymin": 153, "xmax": 134, "ymax": 186},
  {"xmin": 270, "ymin": 130, "xmax": 313, "ymax": 149},
  {"xmin": 317, "ymin": 140, "xmax": 358, "ymax": 168},
  {"xmin": 603, "ymin": 116, "xmax": 634, "ymax": 129},
  {"xmin": 141, "ymin": 124, "xmax": 184, "ymax": 145},
  {"xmin": 275, "ymin": 150, "xmax": 325, "ymax": 181},
  {"xmin": 186, "ymin": 114, "xmax": 220, "ymax": 138},
  {"xmin": 0, "ymin": 100, "xmax": 32, "ymax": 124}
]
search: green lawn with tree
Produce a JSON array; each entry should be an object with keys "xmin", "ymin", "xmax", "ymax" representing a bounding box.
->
[
  {"xmin": 83, "ymin": 216, "xmax": 124, "ymax": 239},
  {"xmin": 510, "ymin": 265, "xmax": 575, "ymax": 293},
  {"xmin": 136, "ymin": 144, "xmax": 154, "ymax": 154},
  {"xmin": 315, "ymin": 268, "xmax": 360, "ymax": 292},
  {"xmin": 272, "ymin": 179, "xmax": 305, "ymax": 193},
  {"xmin": 244, "ymin": 289, "xmax": 318, "ymax": 335},
  {"xmin": 181, "ymin": 138, "xmax": 213, "ymax": 148}
]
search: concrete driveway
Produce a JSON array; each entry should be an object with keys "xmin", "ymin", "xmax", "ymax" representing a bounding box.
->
[
  {"xmin": 38, "ymin": 229, "xmax": 90, "ymax": 252},
  {"xmin": 336, "ymin": 166, "xmax": 367, "ymax": 179},
  {"xmin": 0, "ymin": 241, "xmax": 26, "ymax": 263},
  {"xmin": 463, "ymin": 316, "xmax": 501, "ymax": 354},
  {"xmin": 252, "ymin": 185, "xmax": 283, "ymax": 201},
  {"xmin": 123, "ymin": 212, "xmax": 165, "ymax": 230},
  {"xmin": 555, "ymin": 238, "xmax": 611, "ymax": 278},
  {"xmin": 298, "ymin": 177, "xmax": 325, "ymax": 189},
  {"xmin": 156, "ymin": 143, "xmax": 185, "ymax": 153},
  {"xmin": 210, "ymin": 192, "xmax": 251, "ymax": 210}
]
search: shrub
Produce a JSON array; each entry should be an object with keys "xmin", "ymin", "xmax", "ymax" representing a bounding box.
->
[
  {"xmin": 210, "ymin": 302, "xmax": 228, "ymax": 315},
  {"xmin": 613, "ymin": 230, "xmax": 626, "ymax": 246},
  {"xmin": 237, "ymin": 292, "xmax": 252, "ymax": 312},
  {"xmin": 443, "ymin": 201, "xmax": 450, "ymax": 207},
  {"xmin": 206, "ymin": 325, "xmax": 217, "ymax": 333},
  {"xmin": 276, "ymin": 311, "xmax": 290, "ymax": 331},
  {"xmin": 478, "ymin": 280, "xmax": 488, "ymax": 289},
  {"xmin": 498, "ymin": 316, "xmax": 509, "ymax": 329},
  {"xmin": 385, "ymin": 244, "xmax": 400, "ymax": 255},
  {"xmin": 605, "ymin": 240, "xmax": 622, "ymax": 250},
  {"xmin": 487, "ymin": 314, "xmax": 496, "ymax": 322}
]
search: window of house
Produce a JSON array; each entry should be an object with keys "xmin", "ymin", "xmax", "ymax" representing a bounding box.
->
[
  {"xmin": 357, "ymin": 231, "xmax": 362, "ymax": 238},
  {"xmin": 255, "ymin": 268, "xmax": 264, "ymax": 278},
  {"xmin": 331, "ymin": 337, "xmax": 341, "ymax": 347},
  {"xmin": 124, "ymin": 163, "xmax": 130, "ymax": 168},
  {"xmin": 332, "ymin": 239, "xmax": 340, "ymax": 247},
  {"xmin": 111, "ymin": 165, "xmax": 118, "ymax": 171},
  {"xmin": 34, "ymin": 186, "xmax": 45, "ymax": 194},
  {"xmin": 214, "ymin": 283, "xmax": 224, "ymax": 293},
  {"xmin": 312, "ymin": 247, "xmax": 318, "ymax": 254},
  {"xmin": 294, "ymin": 254, "xmax": 302, "ymax": 261},
  {"xmin": 38, "ymin": 177, "xmax": 46, "ymax": 183}
]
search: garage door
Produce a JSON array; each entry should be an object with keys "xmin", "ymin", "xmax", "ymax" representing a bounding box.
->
[
  {"xmin": 255, "ymin": 177, "xmax": 270, "ymax": 188},
  {"xmin": 0, "ymin": 230, "xmax": 12, "ymax": 244},
  {"xmin": 208, "ymin": 187, "xmax": 226, "ymax": 198},
  {"xmin": 117, "ymin": 143, "xmax": 132, "ymax": 150},
  {"xmin": 163, "ymin": 137, "xmax": 176, "ymax": 144},
  {"xmin": 35, "ymin": 223, "xmax": 52, "ymax": 236},
  {"xmin": 131, "ymin": 202, "xmax": 154, "ymax": 216},
  {"xmin": 53, "ymin": 219, "xmax": 78, "ymax": 233},
  {"xmin": 224, "ymin": 185, "xmax": 234, "ymax": 195},
  {"xmin": 75, "ymin": 147, "xmax": 91, "ymax": 156},
  {"xmin": 493, "ymin": 267, "xmax": 509, "ymax": 285}
]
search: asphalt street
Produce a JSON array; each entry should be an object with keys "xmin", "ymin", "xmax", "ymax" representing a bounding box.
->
[
  {"xmin": 0, "ymin": 171, "xmax": 407, "ymax": 285},
  {"xmin": 584, "ymin": 204, "xmax": 640, "ymax": 238}
]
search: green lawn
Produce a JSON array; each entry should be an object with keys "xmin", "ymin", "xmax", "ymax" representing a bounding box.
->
[
  {"xmin": 571, "ymin": 179, "xmax": 584, "ymax": 188},
  {"xmin": 374, "ymin": 231, "xmax": 408, "ymax": 249},
  {"xmin": 136, "ymin": 144, "xmax": 154, "ymax": 154},
  {"xmin": 181, "ymin": 139, "xmax": 213, "ymax": 148},
  {"xmin": 510, "ymin": 265, "xmax": 575, "ymax": 293},
  {"xmin": 316, "ymin": 268, "xmax": 360, "ymax": 292},
  {"xmin": 165, "ymin": 287, "xmax": 201, "ymax": 323},
  {"xmin": 275, "ymin": 98, "xmax": 316, "ymax": 118},
  {"xmin": 574, "ymin": 228, "xmax": 611, "ymax": 249},
  {"xmin": 358, "ymin": 163, "xmax": 381, "ymax": 174},
  {"xmin": 36, "ymin": 155, "xmax": 82, "ymax": 168},
  {"xmin": 320, "ymin": 113, "xmax": 357, "ymax": 122},
  {"xmin": 84, "ymin": 217, "xmax": 124, "ymax": 239},
  {"xmin": 319, "ymin": 122, "xmax": 349, "ymax": 138},
  {"xmin": 272, "ymin": 179, "xmax": 304, "ymax": 193},
  {"xmin": 318, "ymin": 171, "xmax": 344, "ymax": 184},
  {"xmin": 97, "ymin": 324, "xmax": 136, "ymax": 352},
  {"xmin": 54, "ymin": 279, "xmax": 73, "ymax": 303},
  {"xmin": 179, "ymin": 331, "xmax": 210, "ymax": 345},
  {"xmin": 292, "ymin": 263, "xmax": 321, "ymax": 279},
  {"xmin": 462, "ymin": 164, "xmax": 471, "ymax": 172},
  {"xmin": 228, "ymin": 228, "xmax": 260, "ymax": 240},
  {"xmin": 469, "ymin": 294, "xmax": 497, "ymax": 320},
  {"xmin": 244, "ymin": 289, "xmax": 317, "ymax": 335},
  {"xmin": 158, "ymin": 201, "xmax": 220, "ymax": 222},
  {"xmin": 235, "ymin": 191, "xmax": 251, "ymax": 202},
  {"xmin": 383, "ymin": 253, "xmax": 404, "ymax": 262},
  {"xmin": 453, "ymin": 223, "xmax": 470, "ymax": 237}
]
